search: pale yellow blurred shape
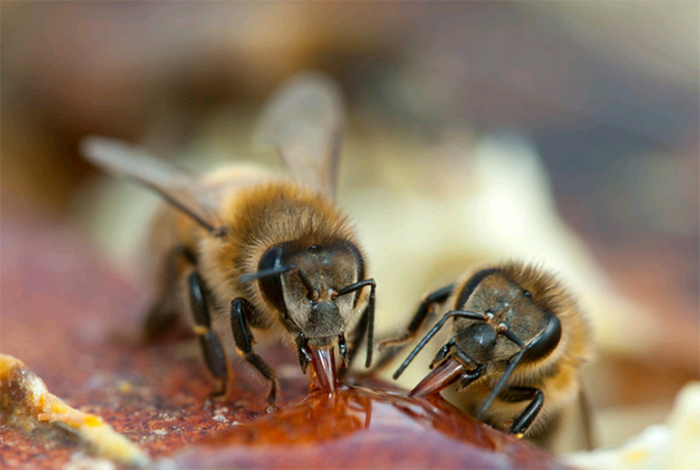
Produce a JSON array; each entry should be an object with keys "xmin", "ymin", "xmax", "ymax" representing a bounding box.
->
[
  {"xmin": 667, "ymin": 382, "xmax": 700, "ymax": 470},
  {"xmin": 565, "ymin": 382, "xmax": 700, "ymax": 470}
]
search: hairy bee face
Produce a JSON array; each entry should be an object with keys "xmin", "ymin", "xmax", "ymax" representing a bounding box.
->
[
  {"xmin": 258, "ymin": 240, "xmax": 363, "ymax": 348},
  {"xmin": 452, "ymin": 273, "xmax": 559, "ymax": 367}
]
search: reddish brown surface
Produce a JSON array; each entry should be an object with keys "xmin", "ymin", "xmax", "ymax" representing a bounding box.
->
[{"xmin": 0, "ymin": 221, "xmax": 566, "ymax": 469}]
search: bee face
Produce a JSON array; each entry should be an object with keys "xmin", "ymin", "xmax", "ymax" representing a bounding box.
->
[
  {"xmin": 257, "ymin": 239, "xmax": 362, "ymax": 348},
  {"xmin": 452, "ymin": 272, "xmax": 557, "ymax": 367}
]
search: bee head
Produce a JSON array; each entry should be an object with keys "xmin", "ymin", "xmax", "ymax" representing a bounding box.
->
[
  {"xmin": 243, "ymin": 238, "xmax": 365, "ymax": 348},
  {"xmin": 401, "ymin": 267, "xmax": 563, "ymax": 405},
  {"xmin": 453, "ymin": 270, "xmax": 562, "ymax": 367}
]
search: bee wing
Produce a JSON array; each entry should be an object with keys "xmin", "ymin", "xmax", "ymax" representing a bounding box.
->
[
  {"xmin": 254, "ymin": 73, "xmax": 346, "ymax": 200},
  {"xmin": 80, "ymin": 137, "xmax": 220, "ymax": 233}
]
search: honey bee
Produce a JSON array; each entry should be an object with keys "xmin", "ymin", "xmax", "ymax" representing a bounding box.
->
[
  {"xmin": 381, "ymin": 262, "xmax": 592, "ymax": 441},
  {"xmin": 80, "ymin": 74, "xmax": 376, "ymax": 406}
]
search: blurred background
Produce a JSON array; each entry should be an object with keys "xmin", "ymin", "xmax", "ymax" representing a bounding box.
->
[{"xmin": 2, "ymin": 1, "xmax": 698, "ymax": 455}]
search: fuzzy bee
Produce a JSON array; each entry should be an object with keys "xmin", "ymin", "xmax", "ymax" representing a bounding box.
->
[
  {"xmin": 380, "ymin": 262, "xmax": 591, "ymax": 440},
  {"xmin": 81, "ymin": 74, "xmax": 375, "ymax": 406}
]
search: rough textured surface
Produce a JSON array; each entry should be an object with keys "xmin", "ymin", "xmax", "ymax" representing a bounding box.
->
[
  {"xmin": 0, "ymin": 354, "xmax": 148, "ymax": 467},
  {"xmin": 0, "ymin": 221, "xmax": 566, "ymax": 469}
]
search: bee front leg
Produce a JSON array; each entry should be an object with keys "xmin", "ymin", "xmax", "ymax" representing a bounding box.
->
[
  {"xmin": 339, "ymin": 279, "xmax": 376, "ymax": 371},
  {"xmin": 343, "ymin": 305, "xmax": 368, "ymax": 375},
  {"xmin": 230, "ymin": 298, "xmax": 280, "ymax": 408},
  {"xmin": 187, "ymin": 271, "xmax": 229, "ymax": 398},
  {"xmin": 374, "ymin": 283, "xmax": 455, "ymax": 371},
  {"xmin": 503, "ymin": 386, "xmax": 545, "ymax": 437}
]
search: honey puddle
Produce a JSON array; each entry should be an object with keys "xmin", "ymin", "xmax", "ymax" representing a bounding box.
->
[{"xmin": 169, "ymin": 353, "xmax": 566, "ymax": 469}]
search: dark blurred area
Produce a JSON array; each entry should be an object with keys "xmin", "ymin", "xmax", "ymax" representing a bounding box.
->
[{"xmin": 2, "ymin": 1, "xmax": 698, "ymax": 455}]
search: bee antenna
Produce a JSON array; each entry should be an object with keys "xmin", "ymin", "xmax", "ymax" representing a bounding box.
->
[
  {"xmin": 239, "ymin": 265, "xmax": 296, "ymax": 283},
  {"xmin": 393, "ymin": 310, "xmax": 486, "ymax": 380},
  {"xmin": 475, "ymin": 326, "xmax": 526, "ymax": 420}
]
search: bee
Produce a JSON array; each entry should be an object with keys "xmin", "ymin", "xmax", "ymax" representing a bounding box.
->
[
  {"xmin": 80, "ymin": 74, "xmax": 376, "ymax": 406},
  {"xmin": 381, "ymin": 262, "xmax": 592, "ymax": 441}
]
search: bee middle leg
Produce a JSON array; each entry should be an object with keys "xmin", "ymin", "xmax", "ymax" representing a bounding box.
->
[
  {"xmin": 187, "ymin": 271, "xmax": 230, "ymax": 398},
  {"xmin": 502, "ymin": 386, "xmax": 545, "ymax": 437},
  {"xmin": 230, "ymin": 298, "xmax": 280, "ymax": 406}
]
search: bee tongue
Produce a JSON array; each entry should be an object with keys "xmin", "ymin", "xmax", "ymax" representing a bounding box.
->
[
  {"xmin": 409, "ymin": 358, "xmax": 465, "ymax": 398},
  {"xmin": 308, "ymin": 346, "xmax": 337, "ymax": 394}
]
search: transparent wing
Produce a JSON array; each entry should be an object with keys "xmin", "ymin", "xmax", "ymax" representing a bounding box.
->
[
  {"xmin": 253, "ymin": 73, "xmax": 346, "ymax": 200},
  {"xmin": 80, "ymin": 137, "xmax": 220, "ymax": 232}
]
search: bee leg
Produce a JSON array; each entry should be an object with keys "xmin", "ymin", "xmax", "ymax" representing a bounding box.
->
[
  {"xmin": 341, "ymin": 306, "xmax": 369, "ymax": 376},
  {"xmin": 230, "ymin": 298, "xmax": 280, "ymax": 407},
  {"xmin": 504, "ymin": 386, "xmax": 544, "ymax": 437},
  {"xmin": 338, "ymin": 279, "xmax": 376, "ymax": 370},
  {"xmin": 187, "ymin": 271, "xmax": 229, "ymax": 398},
  {"xmin": 373, "ymin": 284, "xmax": 455, "ymax": 371}
]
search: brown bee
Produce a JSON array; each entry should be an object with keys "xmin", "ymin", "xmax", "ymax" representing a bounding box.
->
[
  {"xmin": 80, "ymin": 74, "xmax": 376, "ymax": 406},
  {"xmin": 381, "ymin": 262, "xmax": 591, "ymax": 441}
]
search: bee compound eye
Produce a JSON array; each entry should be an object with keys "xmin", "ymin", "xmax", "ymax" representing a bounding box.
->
[
  {"xmin": 256, "ymin": 245, "xmax": 288, "ymax": 315},
  {"xmin": 522, "ymin": 313, "xmax": 562, "ymax": 363}
]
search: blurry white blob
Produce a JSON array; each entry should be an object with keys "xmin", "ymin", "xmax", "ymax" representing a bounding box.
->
[{"xmin": 565, "ymin": 382, "xmax": 700, "ymax": 470}]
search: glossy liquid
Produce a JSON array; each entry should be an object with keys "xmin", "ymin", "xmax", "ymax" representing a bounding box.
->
[{"xmin": 171, "ymin": 354, "xmax": 565, "ymax": 469}]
